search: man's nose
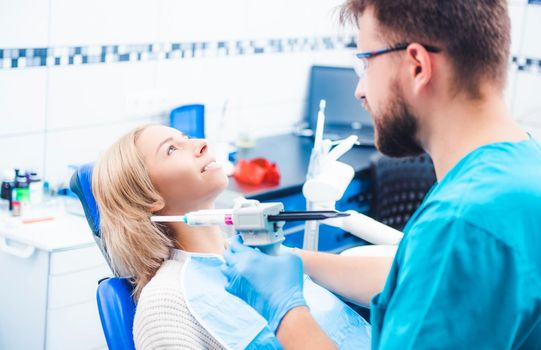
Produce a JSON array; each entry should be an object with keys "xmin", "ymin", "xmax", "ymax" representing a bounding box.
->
[{"xmin": 354, "ymin": 79, "xmax": 366, "ymax": 101}]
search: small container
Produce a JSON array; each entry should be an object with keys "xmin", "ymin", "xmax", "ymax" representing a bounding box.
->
[
  {"xmin": 15, "ymin": 174, "xmax": 30, "ymax": 204},
  {"xmin": 1, "ymin": 181, "xmax": 12, "ymax": 211},
  {"xmin": 12, "ymin": 201, "xmax": 21, "ymax": 217},
  {"xmin": 1, "ymin": 170, "xmax": 15, "ymax": 211},
  {"xmin": 29, "ymin": 172, "xmax": 43, "ymax": 205}
]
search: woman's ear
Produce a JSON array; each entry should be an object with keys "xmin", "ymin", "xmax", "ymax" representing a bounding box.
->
[{"xmin": 150, "ymin": 199, "xmax": 165, "ymax": 213}]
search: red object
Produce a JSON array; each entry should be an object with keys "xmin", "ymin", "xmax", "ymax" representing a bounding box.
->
[{"xmin": 234, "ymin": 158, "xmax": 281, "ymax": 186}]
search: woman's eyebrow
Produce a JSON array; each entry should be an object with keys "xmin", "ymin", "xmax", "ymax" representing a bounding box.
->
[{"xmin": 156, "ymin": 137, "xmax": 174, "ymax": 154}]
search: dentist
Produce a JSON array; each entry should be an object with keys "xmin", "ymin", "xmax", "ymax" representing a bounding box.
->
[{"xmin": 223, "ymin": 0, "xmax": 541, "ymax": 348}]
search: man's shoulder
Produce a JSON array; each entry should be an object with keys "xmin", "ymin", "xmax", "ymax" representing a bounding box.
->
[
  {"xmin": 422, "ymin": 143, "xmax": 541, "ymax": 228},
  {"xmin": 408, "ymin": 164, "xmax": 541, "ymax": 267}
]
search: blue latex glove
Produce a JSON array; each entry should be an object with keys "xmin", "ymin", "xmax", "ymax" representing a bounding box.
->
[{"xmin": 222, "ymin": 236, "xmax": 307, "ymax": 332}]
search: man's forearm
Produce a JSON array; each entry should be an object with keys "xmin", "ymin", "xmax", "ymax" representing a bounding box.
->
[
  {"xmin": 277, "ymin": 307, "xmax": 337, "ymax": 349},
  {"xmin": 296, "ymin": 249, "xmax": 393, "ymax": 306}
]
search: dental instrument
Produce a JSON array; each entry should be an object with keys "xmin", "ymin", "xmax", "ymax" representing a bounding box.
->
[
  {"xmin": 151, "ymin": 210, "xmax": 348, "ymax": 225},
  {"xmin": 151, "ymin": 200, "xmax": 350, "ymax": 255},
  {"xmin": 302, "ymin": 101, "xmax": 403, "ymax": 249},
  {"xmin": 303, "ymin": 99, "xmax": 328, "ymax": 250}
]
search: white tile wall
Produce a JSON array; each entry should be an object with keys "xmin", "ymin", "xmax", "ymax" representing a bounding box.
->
[
  {"xmin": 508, "ymin": 1, "xmax": 541, "ymax": 130},
  {"xmin": 43, "ymin": 118, "xmax": 159, "ymax": 182},
  {"xmin": 521, "ymin": 4, "xmax": 541, "ymax": 58},
  {"xmin": 1, "ymin": 0, "xmax": 541, "ymax": 183},
  {"xmin": 508, "ymin": 3, "xmax": 527, "ymax": 56},
  {"xmin": 154, "ymin": 51, "xmax": 325, "ymax": 142},
  {"xmin": 49, "ymin": 0, "xmax": 160, "ymax": 47},
  {"xmin": 46, "ymin": 61, "xmax": 158, "ymax": 130},
  {"xmin": 0, "ymin": 133, "xmax": 45, "ymax": 176},
  {"xmin": 0, "ymin": 68, "xmax": 48, "ymax": 135},
  {"xmin": 0, "ymin": 0, "xmax": 50, "ymax": 48},
  {"xmin": 504, "ymin": 69, "xmax": 518, "ymax": 111},
  {"xmin": 156, "ymin": 0, "xmax": 344, "ymax": 42},
  {"xmin": 513, "ymin": 71, "xmax": 541, "ymax": 126},
  {"xmin": 156, "ymin": 0, "xmax": 247, "ymax": 43},
  {"xmin": 241, "ymin": 1, "xmax": 320, "ymax": 38}
]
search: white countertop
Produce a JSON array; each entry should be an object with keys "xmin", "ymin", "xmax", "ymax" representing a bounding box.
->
[
  {"xmin": 0, "ymin": 213, "xmax": 95, "ymax": 252},
  {"xmin": 0, "ymin": 189, "xmax": 240, "ymax": 253}
]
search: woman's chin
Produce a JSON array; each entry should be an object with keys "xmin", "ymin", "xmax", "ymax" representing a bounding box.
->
[
  {"xmin": 212, "ymin": 169, "xmax": 229, "ymax": 188},
  {"xmin": 205, "ymin": 178, "xmax": 229, "ymax": 203}
]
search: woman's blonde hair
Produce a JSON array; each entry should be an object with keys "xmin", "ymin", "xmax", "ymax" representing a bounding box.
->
[{"xmin": 92, "ymin": 125, "xmax": 174, "ymax": 301}]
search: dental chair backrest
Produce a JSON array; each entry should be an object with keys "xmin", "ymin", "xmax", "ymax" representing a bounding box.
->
[{"xmin": 70, "ymin": 163, "xmax": 136, "ymax": 350}]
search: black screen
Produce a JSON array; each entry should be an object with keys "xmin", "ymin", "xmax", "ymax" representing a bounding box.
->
[{"xmin": 307, "ymin": 65, "xmax": 372, "ymax": 130}]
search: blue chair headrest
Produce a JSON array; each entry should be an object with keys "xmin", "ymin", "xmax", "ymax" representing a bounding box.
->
[
  {"xmin": 170, "ymin": 103, "xmax": 205, "ymax": 138},
  {"xmin": 70, "ymin": 163, "xmax": 101, "ymax": 237}
]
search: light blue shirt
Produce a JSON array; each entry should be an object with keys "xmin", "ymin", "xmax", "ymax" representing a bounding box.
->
[{"xmin": 371, "ymin": 137, "xmax": 541, "ymax": 349}]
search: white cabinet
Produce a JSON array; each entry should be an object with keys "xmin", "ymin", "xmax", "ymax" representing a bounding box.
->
[{"xmin": 0, "ymin": 214, "xmax": 112, "ymax": 350}]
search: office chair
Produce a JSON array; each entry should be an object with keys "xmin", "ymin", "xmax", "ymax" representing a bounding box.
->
[
  {"xmin": 70, "ymin": 164, "xmax": 136, "ymax": 350},
  {"xmin": 170, "ymin": 104, "xmax": 205, "ymax": 138},
  {"xmin": 368, "ymin": 152, "xmax": 437, "ymax": 231}
]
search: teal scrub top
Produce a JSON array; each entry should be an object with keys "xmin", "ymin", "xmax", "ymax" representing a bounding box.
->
[{"xmin": 371, "ymin": 137, "xmax": 541, "ymax": 349}]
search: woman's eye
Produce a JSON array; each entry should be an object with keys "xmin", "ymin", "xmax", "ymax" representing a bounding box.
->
[{"xmin": 167, "ymin": 145, "xmax": 177, "ymax": 155}]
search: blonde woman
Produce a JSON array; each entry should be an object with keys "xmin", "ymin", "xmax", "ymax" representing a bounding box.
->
[{"xmin": 92, "ymin": 124, "xmax": 371, "ymax": 349}]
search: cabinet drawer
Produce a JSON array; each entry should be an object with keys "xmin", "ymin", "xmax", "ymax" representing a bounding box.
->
[
  {"xmin": 50, "ymin": 244, "xmax": 108, "ymax": 275},
  {"xmin": 48, "ymin": 263, "xmax": 112, "ymax": 309},
  {"xmin": 0, "ymin": 246, "xmax": 49, "ymax": 350},
  {"xmin": 46, "ymin": 300, "xmax": 107, "ymax": 350}
]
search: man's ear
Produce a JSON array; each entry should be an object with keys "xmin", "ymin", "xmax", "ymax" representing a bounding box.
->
[
  {"xmin": 405, "ymin": 43, "xmax": 433, "ymax": 96},
  {"xmin": 150, "ymin": 199, "xmax": 165, "ymax": 213}
]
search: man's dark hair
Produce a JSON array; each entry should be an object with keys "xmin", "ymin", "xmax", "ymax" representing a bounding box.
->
[{"xmin": 341, "ymin": 0, "xmax": 511, "ymax": 98}]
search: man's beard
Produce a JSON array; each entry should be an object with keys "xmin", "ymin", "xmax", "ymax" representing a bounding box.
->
[{"xmin": 371, "ymin": 81, "xmax": 424, "ymax": 158}]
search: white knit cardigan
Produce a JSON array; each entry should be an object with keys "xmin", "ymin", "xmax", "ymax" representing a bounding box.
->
[{"xmin": 133, "ymin": 259, "xmax": 226, "ymax": 350}]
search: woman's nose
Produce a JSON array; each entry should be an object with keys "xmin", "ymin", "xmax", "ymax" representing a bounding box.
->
[{"xmin": 193, "ymin": 139, "xmax": 208, "ymax": 156}]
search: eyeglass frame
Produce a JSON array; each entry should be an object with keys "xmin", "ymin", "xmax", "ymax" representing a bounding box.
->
[{"xmin": 354, "ymin": 43, "xmax": 442, "ymax": 79}]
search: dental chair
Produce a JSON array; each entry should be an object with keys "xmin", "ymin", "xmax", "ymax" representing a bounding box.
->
[
  {"xmin": 170, "ymin": 103, "xmax": 205, "ymax": 138},
  {"xmin": 70, "ymin": 164, "xmax": 136, "ymax": 350}
]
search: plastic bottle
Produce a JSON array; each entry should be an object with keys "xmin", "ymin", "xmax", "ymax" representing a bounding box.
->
[
  {"xmin": 12, "ymin": 169, "xmax": 20, "ymax": 203},
  {"xmin": 1, "ymin": 174, "xmax": 13, "ymax": 211},
  {"xmin": 15, "ymin": 174, "xmax": 30, "ymax": 204},
  {"xmin": 29, "ymin": 171, "xmax": 43, "ymax": 205}
]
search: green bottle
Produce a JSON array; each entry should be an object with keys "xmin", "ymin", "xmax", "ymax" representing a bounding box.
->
[{"xmin": 15, "ymin": 174, "xmax": 30, "ymax": 204}]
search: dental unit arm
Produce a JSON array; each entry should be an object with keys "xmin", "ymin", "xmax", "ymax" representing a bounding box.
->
[
  {"xmin": 151, "ymin": 200, "xmax": 350, "ymax": 255},
  {"xmin": 302, "ymin": 100, "xmax": 403, "ymax": 250}
]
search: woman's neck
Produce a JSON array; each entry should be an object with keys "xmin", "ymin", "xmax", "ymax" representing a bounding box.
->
[{"xmin": 169, "ymin": 222, "xmax": 226, "ymax": 255}]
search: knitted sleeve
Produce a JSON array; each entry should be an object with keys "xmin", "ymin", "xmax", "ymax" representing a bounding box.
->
[{"xmin": 133, "ymin": 261, "xmax": 226, "ymax": 350}]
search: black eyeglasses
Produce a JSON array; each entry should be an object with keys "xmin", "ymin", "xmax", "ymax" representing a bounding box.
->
[{"xmin": 354, "ymin": 43, "xmax": 442, "ymax": 79}]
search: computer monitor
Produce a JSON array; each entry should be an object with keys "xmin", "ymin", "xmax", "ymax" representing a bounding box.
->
[{"xmin": 307, "ymin": 65, "xmax": 372, "ymax": 130}]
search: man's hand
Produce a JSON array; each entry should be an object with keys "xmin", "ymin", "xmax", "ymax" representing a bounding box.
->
[{"xmin": 222, "ymin": 236, "xmax": 307, "ymax": 332}]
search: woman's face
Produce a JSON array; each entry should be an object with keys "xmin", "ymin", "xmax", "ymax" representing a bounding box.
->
[{"xmin": 136, "ymin": 125, "xmax": 228, "ymax": 214}]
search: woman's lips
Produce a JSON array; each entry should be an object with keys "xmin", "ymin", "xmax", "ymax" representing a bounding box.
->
[{"xmin": 202, "ymin": 160, "xmax": 222, "ymax": 173}]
